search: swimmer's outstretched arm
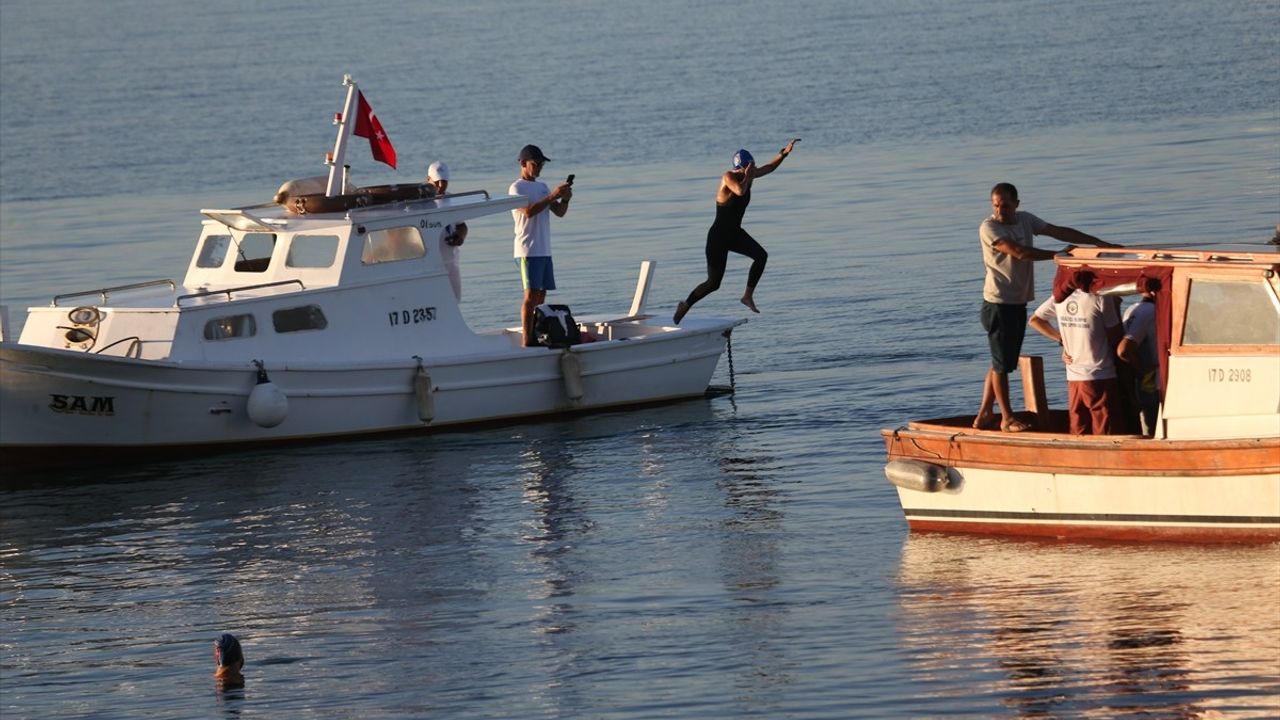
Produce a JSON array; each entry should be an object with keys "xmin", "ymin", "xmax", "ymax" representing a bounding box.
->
[{"xmin": 753, "ymin": 138, "xmax": 800, "ymax": 178}]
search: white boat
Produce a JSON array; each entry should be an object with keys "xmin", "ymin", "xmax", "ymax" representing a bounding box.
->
[
  {"xmin": 0, "ymin": 76, "xmax": 743, "ymax": 467},
  {"xmin": 882, "ymin": 245, "xmax": 1280, "ymax": 543}
]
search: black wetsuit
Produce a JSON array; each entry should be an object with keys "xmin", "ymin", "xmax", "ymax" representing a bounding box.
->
[{"xmin": 681, "ymin": 188, "xmax": 768, "ymax": 308}]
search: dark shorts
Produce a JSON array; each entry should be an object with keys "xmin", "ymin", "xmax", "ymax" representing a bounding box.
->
[
  {"xmin": 515, "ymin": 256, "xmax": 556, "ymax": 291},
  {"xmin": 980, "ymin": 301, "xmax": 1027, "ymax": 374}
]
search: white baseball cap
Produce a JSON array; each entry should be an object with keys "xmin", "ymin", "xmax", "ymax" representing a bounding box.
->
[{"xmin": 427, "ymin": 161, "xmax": 450, "ymax": 182}]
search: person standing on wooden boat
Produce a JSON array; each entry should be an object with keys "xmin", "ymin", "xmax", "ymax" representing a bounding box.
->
[
  {"xmin": 1118, "ymin": 292, "xmax": 1159, "ymax": 435},
  {"xmin": 510, "ymin": 144, "xmax": 573, "ymax": 347},
  {"xmin": 1028, "ymin": 289, "xmax": 1124, "ymax": 435},
  {"xmin": 426, "ymin": 161, "xmax": 468, "ymax": 301},
  {"xmin": 974, "ymin": 182, "xmax": 1118, "ymax": 432},
  {"xmin": 673, "ymin": 138, "xmax": 800, "ymax": 324}
]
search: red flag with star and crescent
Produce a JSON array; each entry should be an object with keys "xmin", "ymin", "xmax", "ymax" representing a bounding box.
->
[{"xmin": 352, "ymin": 91, "xmax": 397, "ymax": 169}]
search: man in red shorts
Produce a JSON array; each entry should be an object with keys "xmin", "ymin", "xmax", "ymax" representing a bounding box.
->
[{"xmin": 1029, "ymin": 289, "xmax": 1124, "ymax": 435}]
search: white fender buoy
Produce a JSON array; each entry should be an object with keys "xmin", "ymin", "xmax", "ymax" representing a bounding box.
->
[
  {"xmin": 560, "ymin": 351, "xmax": 584, "ymax": 403},
  {"xmin": 414, "ymin": 363, "xmax": 434, "ymax": 422},
  {"xmin": 885, "ymin": 459, "xmax": 950, "ymax": 493},
  {"xmin": 247, "ymin": 362, "xmax": 288, "ymax": 428}
]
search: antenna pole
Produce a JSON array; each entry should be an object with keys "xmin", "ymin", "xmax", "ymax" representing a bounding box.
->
[{"xmin": 326, "ymin": 75, "xmax": 358, "ymax": 197}]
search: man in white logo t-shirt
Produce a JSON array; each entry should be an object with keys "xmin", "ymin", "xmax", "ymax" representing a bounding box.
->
[{"xmin": 1029, "ymin": 290, "xmax": 1123, "ymax": 435}]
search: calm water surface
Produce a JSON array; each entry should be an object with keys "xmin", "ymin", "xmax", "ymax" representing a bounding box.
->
[{"xmin": 1, "ymin": 0, "xmax": 1278, "ymax": 718}]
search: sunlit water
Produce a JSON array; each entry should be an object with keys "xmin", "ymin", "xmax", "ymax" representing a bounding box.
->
[{"xmin": 2, "ymin": 0, "xmax": 1278, "ymax": 718}]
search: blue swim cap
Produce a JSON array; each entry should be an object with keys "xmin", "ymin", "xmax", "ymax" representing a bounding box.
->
[{"xmin": 732, "ymin": 149, "xmax": 754, "ymax": 170}]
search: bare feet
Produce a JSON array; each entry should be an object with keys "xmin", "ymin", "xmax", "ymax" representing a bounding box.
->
[
  {"xmin": 740, "ymin": 296, "xmax": 760, "ymax": 313},
  {"xmin": 972, "ymin": 411, "xmax": 996, "ymax": 430},
  {"xmin": 1001, "ymin": 418, "xmax": 1031, "ymax": 433},
  {"xmin": 673, "ymin": 301, "xmax": 689, "ymax": 325}
]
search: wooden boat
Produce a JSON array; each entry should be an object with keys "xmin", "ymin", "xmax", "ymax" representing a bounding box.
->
[
  {"xmin": 0, "ymin": 76, "xmax": 744, "ymax": 468},
  {"xmin": 882, "ymin": 245, "xmax": 1280, "ymax": 543}
]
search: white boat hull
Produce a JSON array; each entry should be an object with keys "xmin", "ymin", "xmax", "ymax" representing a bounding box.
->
[
  {"xmin": 1, "ymin": 321, "xmax": 736, "ymax": 463},
  {"xmin": 893, "ymin": 467, "xmax": 1280, "ymax": 543},
  {"xmin": 882, "ymin": 418, "xmax": 1280, "ymax": 543}
]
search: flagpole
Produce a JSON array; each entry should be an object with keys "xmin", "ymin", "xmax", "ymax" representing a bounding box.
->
[{"xmin": 326, "ymin": 75, "xmax": 358, "ymax": 197}]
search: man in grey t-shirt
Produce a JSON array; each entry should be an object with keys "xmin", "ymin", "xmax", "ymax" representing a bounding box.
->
[{"xmin": 974, "ymin": 182, "xmax": 1116, "ymax": 432}]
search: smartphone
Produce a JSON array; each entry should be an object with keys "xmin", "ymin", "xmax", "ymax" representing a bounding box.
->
[{"xmin": 566, "ymin": 174, "xmax": 575, "ymax": 186}]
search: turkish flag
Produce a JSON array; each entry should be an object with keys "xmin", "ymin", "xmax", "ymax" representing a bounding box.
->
[{"xmin": 352, "ymin": 91, "xmax": 397, "ymax": 169}]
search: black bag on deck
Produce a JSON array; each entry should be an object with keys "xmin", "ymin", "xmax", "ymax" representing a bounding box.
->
[{"xmin": 533, "ymin": 304, "xmax": 581, "ymax": 348}]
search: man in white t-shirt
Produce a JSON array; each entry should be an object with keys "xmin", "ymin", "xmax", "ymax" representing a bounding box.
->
[
  {"xmin": 426, "ymin": 161, "xmax": 467, "ymax": 301},
  {"xmin": 974, "ymin": 182, "xmax": 1117, "ymax": 433},
  {"xmin": 1029, "ymin": 290, "xmax": 1124, "ymax": 435},
  {"xmin": 509, "ymin": 144, "xmax": 573, "ymax": 347}
]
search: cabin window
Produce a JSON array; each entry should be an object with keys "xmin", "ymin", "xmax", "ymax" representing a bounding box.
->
[
  {"xmin": 203, "ymin": 314, "xmax": 257, "ymax": 340},
  {"xmin": 273, "ymin": 305, "xmax": 329, "ymax": 333},
  {"xmin": 1183, "ymin": 278, "xmax": 1280, "ymax": 346},
  {"xmin": 286, "ymin": 235, "xmax": 340, "ymax": 268},
  {"xmin": 234, "ymin": 233, "xmax": 276, "ymax": 273},
  {"xmin": 362, "ymin": 227, "xmax": 425, "ymax": 264},
  {"xmin": 197, "ymin": 234, "xmax": 232, "ymax": 268}
]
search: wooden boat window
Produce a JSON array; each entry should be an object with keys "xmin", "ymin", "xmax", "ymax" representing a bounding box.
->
[
  {"xmin": 272, "ymin": 305, "xmax": 328, "ymax": 333},
  {"xmin": 233, "ymin": 233, "xmax": 276, "ymax": 273},
  {"xmin": 362, "ymin": 227, "xmax": 425, "ymax": 264},
  {"xmin": 196, "ymin": 234, "xmax": 233, "ymax": 269},
  {"xmin": 202, "ymin": 314, "xmax": 257, "ymax": 341},
  {"xmin": 1183, "ymin": 278, "xmax": 1279, "ymax": 346},
  {"xmin": 285, "ymin": 235, "xmax": 340, "ymax": 268}
]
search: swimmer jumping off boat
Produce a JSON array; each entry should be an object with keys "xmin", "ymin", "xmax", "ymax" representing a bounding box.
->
[{"xmin": 673, "ymin": 138, "xmax": 799, "ymax": 324}]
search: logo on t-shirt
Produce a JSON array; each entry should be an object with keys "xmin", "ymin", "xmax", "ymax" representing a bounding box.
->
[{"xmin": 1066, "ymin": 300, "xmax": 1079, "ymax": 315}]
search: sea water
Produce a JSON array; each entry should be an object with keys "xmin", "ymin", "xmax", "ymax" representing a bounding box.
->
[{"xmin": 1, "ymin": 1, "xmax": 1278, "ymax": 718}]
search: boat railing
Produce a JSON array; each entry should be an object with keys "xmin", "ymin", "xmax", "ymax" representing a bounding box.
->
[
  {"xmin": 176, "ymin": 279, "xmax": 306, "ymax": 306},
  {"xmin": 435, "ymin": 189, "xmax": 491, "ymax": 202},
  {"xmin": 356, "ymin": 189, "xmax": 493, "ymax": 214},
  {"xmin": 52, "ymin": 279, "xmax": 177, "ymax": 307}
]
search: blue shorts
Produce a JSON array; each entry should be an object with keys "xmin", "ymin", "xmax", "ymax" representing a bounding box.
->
[{"xmin": 516, "ymin": 256, "xmax": 556, "ymax": 291}]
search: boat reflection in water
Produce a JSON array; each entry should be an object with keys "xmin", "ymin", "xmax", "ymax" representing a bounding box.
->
[{"xmin": 895, "ymin": 534, "xmax": 1280, "ymax": 717}]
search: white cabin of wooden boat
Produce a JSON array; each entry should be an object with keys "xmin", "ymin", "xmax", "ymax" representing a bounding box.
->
[{"xmin": 1058, "ymin": 246, "xmax": 1279, "ymax": 441}]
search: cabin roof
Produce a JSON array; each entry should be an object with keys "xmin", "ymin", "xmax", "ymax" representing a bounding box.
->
[
  {"xmin": 199, "ymin": 190, "xmax": 517, "ymax": 233},
  {"xmin": 1062, "ymin": 243, "xmax": 1279, "ymax": 270}
]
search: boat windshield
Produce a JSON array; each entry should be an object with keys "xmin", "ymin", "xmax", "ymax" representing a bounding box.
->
[
  {"xmin": 362, "ymin": 227, "xmax": 425, "ymax": 264},
  {"xmin": 197, "ymin": 234, "xmax": 232, "ymax": 269},
  {"xmin": 1183, "ymin": 278, "xmax": 1280, "ymax": 346}
]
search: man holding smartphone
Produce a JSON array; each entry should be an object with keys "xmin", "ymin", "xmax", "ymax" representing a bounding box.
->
[{"xmin": 509, "ymin": 144, "xmax": 573, "ymax": 347}]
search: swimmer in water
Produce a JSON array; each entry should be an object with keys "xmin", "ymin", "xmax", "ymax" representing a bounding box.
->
[
  {"xmin": 673, "ymin": 138, "xmax": 799, "ymax": 324},
  {"xmin": 213, "ymin": 633, "xmax": 244, "ymax": 689}
]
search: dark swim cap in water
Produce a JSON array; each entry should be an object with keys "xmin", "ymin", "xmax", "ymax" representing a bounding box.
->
[
  {"xmin": 732, "ymin": 149, "xmax": 754, "ymax": 169},
  {"xmin": 215, "ymin": 633, "xmax": 244, "ymax": 667}
]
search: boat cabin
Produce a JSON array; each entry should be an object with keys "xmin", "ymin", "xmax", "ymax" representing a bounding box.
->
[
  {"xmin": 1031, "ymin": 246, "xmax": 1279, "ymax": 441},
  {"xmin": 16, "ymin": 189, "xmax": 527, "ymax": 363}
]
